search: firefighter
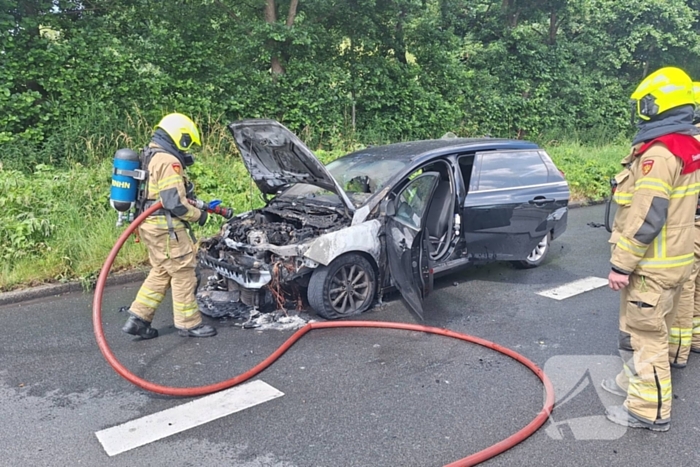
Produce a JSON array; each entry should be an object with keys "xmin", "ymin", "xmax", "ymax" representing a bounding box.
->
[
  {"xmin": 601, "ymin": 67, "xmax": 700, "ymax": 431},
  {"xmin": 668, "ymin": 82, "xmax": 700, "ymax": 367},
  {"xmin": 122, "ymin": 113, "xmax": 217, "ymax": 339}
]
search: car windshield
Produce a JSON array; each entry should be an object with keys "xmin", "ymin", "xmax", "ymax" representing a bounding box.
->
[{"xmin": 280, "ymin": 154, "xmax": 411, "ymax": 207}]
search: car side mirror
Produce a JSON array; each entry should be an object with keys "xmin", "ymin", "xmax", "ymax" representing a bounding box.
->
[{"xmin": 381, "ymin": 198, "xmax": 396, "ymax": 217}]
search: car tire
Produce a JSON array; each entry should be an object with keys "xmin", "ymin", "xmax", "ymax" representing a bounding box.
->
[
  {"xmin": 512, "ymin": 233, "xmax": 551, "ymax": 269},
  {"xmin": 307, "ymin": 253, "xmax": 377, "ymax": 320}
]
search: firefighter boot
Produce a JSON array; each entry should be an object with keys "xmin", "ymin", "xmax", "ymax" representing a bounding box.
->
[
  {"xmin": 178, "ymin": 323, "xmax": 217, "ymax": 338},
  {"xmin": 122, "ymin": 315, "xmax": 159, "ymax": 339},
  {"xmin": 601, "ymin": 378, "xmax": 627, "ymax": 397},
  {"xmin": 605, "ymin": 405, "xmax": 670, "ymax": 432}
]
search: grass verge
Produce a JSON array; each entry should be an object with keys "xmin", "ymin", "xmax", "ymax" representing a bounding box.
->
[{"xmin": 0, "ymin": 127, "xmax": 626, "ymax": 292}]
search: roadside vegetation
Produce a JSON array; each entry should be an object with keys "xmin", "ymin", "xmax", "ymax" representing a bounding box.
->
[{"xmin": 0, "ymin": 113, "xmax": 626, "ymax": 292}]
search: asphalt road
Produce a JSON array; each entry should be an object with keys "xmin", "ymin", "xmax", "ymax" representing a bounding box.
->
[{"xmin": 1, "ymin": 204, "xmax": 699, "ymax": 467}]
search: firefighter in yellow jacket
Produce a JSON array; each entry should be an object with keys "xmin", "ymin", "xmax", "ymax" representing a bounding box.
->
[
  {"xmin": 122, "ymin": 113, "xmax": 217, "ymax": 339},
  {"xmin": 601, "ymin": 67, "xmax": 700, "ymax": 431},
  {"xmin": 668, "ymin": 82, "xmax": 700, "ymax": 367}
]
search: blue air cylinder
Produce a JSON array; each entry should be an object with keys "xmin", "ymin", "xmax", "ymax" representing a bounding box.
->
[{"xmin": 110, "ymin": 148, "xmax": 141, "ymax": 212}]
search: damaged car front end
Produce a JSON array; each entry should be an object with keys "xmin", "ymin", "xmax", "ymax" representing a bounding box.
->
[
  {"xmin": 200, "ymin": 197, "xmax": 357, "ymax": 310},
  {"xmin": 198, "ymin": 120, "xmax": 386, "ymax": 320}
]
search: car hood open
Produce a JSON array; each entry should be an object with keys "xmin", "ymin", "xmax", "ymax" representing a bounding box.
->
[{"xmin": 228, "ymin": 119, "xmax": 355, "ymax": 213}]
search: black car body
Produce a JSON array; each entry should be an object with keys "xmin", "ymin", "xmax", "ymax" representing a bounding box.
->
[{"xmin": 199, "ymin": 120, "xmax": 569, "ymax": 320}]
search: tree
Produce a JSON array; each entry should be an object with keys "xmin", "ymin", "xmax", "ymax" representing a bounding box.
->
[
  {"xmin": 4, "ymin": 0, "xmax": 700, "ymax": 169},
  {"xmin": 263, "ymin": 0, "xmax": 299, "ymax": 75}
]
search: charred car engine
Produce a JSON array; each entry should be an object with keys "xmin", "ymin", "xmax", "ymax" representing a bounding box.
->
[{"xmin": 198, "ymin": 198, "xmax": 351, "ymax": 312}]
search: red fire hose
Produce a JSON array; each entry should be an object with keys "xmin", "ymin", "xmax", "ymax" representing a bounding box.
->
[{"xmin": 92, "ymin": 201, "xmax": 555, "ymax": 466}]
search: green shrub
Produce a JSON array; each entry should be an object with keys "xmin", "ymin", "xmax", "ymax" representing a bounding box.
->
[
  {"xmin": 0, "ymin": 118, "xmax": 625, "ymax": 292},
  {"xmin": 547, "ymin": 142, "xmax": 625, "ymax": 201}
]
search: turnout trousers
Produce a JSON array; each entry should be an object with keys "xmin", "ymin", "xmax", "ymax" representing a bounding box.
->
[
  {"xmin": 669, "ymin": 223, "xmax": 700, "ymax": 364},
  {"xmin": 669, "ymin": 260, "xmax": 700, "ymax": 366},
  {"xmin": 128, "ymin": 224, "xmax": 202, "ymax": 330},
  {"xmin": 615, "ymin": 274, "xmax": 680, "ymax": 424}
]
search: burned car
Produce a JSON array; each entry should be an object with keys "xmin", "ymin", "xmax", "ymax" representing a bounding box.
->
[{"xmin": 199, "ymin": 120, "xmax": 569, "ymax": 320}]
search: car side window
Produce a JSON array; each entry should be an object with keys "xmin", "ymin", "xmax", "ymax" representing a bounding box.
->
[
  {"xmin": 394, "ymin": 173, "xmax": 438, "ymax": 230},
  {"xmin": 476, "ymin": 150, "xmax": 549, "ymax": 191}
]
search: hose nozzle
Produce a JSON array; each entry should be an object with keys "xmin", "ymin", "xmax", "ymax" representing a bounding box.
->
[{"xmin": 187, "ymin": 199, "xmax": 234, "ymax": 219}]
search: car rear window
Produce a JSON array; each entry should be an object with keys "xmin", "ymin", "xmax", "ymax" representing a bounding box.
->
[
  {"xmin": 538, "ymin": 150, "xmax": 566, "ymax": 182},
  {"xmin": 476, "ymin": 150, "xmax": 550, "ymax": 191}
]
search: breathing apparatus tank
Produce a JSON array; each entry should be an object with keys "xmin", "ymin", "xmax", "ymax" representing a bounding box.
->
[{"xmin": 110, "ymin": 148, "xmax": 146, "ymax": 226}]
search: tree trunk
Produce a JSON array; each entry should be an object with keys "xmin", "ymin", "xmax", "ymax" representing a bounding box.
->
[
  {"xmin": 264, "ymin": 0, "xmax": 277, "ymax": 25},
  {"xmin": 264, "ymin": 0, "xmax": 299, "ymax": 76},
  {"xmin": 502, "ymin": 0, "xmax": 518, "ymax": 27},
  {"xmin": 265, "ymin": 0, "xmax": 285, "ymax": 76},
  {"xmin": 286, "ymin": 0, "xmax": 299, "ymax": 27},
  {"xmin": 548, "ymin": 10, "xmax": 557, "ymax": 45},
  {"xmin": 395, "ymin": 11, "xmax": 407, "ymax": 65}
]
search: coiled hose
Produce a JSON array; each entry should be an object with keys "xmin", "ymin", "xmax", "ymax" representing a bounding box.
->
[{"xmin": 92, "ymin": 201, "xmax": 555, "ymax": 466}]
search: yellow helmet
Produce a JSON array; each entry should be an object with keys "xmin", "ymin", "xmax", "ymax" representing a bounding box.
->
[
  {"xmin": 692, "ymin": 82, "xmax": 700, "ymax": 125},
  {"xmin": 630, "ymin": 67, "xmax": 694, "ymax": 121},
  {"xmin": 155, "ymin": 113, "xmax": 201, "ymax": 151}
]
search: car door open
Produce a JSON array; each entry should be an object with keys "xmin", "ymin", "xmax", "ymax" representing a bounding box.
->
[{"xmin": 385, "ymin": 172, "xmax": 440, "ymax": 320}]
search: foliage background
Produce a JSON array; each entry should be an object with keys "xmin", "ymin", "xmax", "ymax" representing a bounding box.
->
[
  {"xmin": 4, "ymin": 0, "xmax": 700, "ymax": 169},
  {"xmin": 2, "ymin": 0, "xmax": 700, "ymax": 289}
]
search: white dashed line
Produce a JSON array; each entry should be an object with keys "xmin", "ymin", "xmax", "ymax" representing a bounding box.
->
[
  {"xmin": 95, "ymin": 380, "xmax": 284, "ymax": 456},
  {"xmin": 536, "ymin": 277, "xmax": 609, "ymax": 300}
]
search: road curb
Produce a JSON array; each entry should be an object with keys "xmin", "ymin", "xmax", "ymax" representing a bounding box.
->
[
  {"xmin": 0, "ymin": 270, "xmax": 147, "ymax": 307},
  {"xmin": 568, "ymin": 199, "xmax": 606, "ymax": 209}
]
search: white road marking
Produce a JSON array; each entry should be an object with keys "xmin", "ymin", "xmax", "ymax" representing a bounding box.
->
[
  {"xmin": 536, "ymin": 276, "xmax": 609, "ymax": 300},
  {"xmin": 95, "ymin": 380, "xmax": 284, "ymax": 456}
]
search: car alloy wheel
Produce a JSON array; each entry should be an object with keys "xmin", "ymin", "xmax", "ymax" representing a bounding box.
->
[
  {"xmin": 512, "ymin": 233, "xmax": 550, "ymax": 269},
  {"xmin": 528, "ymin": 235, "xmax": 549, "ymax": 262},
  {"xmin": 308, "ymin": 253, "xmax": 377, "ymax": 320}
]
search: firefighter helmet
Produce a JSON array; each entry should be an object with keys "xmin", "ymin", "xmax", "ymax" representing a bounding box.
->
[
  {"xmin": 693, "ymin": 82, "xmax": 700, "ymax": 124},
  {"xmin": 630, "ymin": 67, "xmax": 695, "ymax": 121},
  {"xmin": 155, "ymin": 113, "xmax": 201, "ymax": 151}
]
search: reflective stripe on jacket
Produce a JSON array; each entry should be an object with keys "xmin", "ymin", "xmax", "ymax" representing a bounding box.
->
[
  {"xmin": 609, "ymin": 138, "xmax": 700, "ymax": 288},
  {"xmin": 143, "ymin": 143, "xmax": 203, "ymax": 230}
]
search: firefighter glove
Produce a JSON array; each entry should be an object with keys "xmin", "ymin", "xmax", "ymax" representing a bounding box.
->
[{"xmin": 198, "ymin": 210, "xmax": 208, "ymax": 226}]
